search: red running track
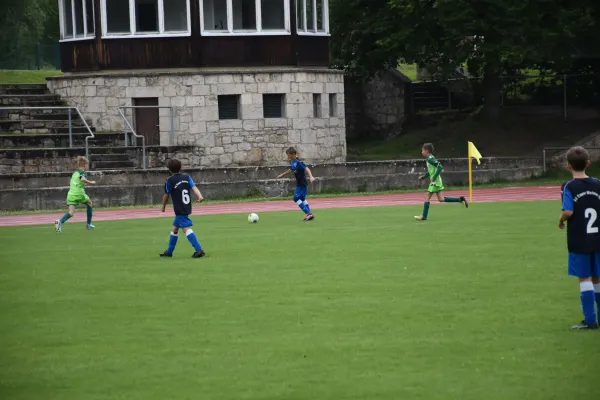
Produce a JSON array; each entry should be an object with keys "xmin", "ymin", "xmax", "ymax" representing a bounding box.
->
[{"xmin": 0, "ymin": 186, "xmax": 560, "ymax": 227}]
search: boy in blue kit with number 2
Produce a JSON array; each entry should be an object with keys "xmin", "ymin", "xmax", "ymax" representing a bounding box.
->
[
  {"xmin": 276, "ymin": 147, "xmax": 315, "ymax": 221},
  {"xmin": 559, "ymin": 146, "xmax": 600, "ymax": 329},
  {"xmin": 160, "ymin": 159, "xmax": 206, "ymax": 258}
]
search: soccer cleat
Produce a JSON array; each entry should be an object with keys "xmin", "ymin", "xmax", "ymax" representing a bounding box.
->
[
  {"xmin": 570, "ymin": 320, "xmax": 598, "ymax": 330},
  {"xmin": 303, "ymin": 214, "xmax": 315, "ymax": 221},
  {"xmin": 192, "ymin": 250, "xmax": 206, "ymax": 258},
  {"xmin": 460, "ymin": 196, "xmax": 469, "ymax": 208},
  {"xmin": 414, "ymin": 216, "xmax": 427, "ymax": 221},
  {"xmin": 159, "ymin": 252, "xmax": 173, "ymax": 258},
  {"xmin": 86, "ymin": 224, "xmax": 95, "ymax": 230},
  {"xmin": 55, "ymin": 220, "xmax": 62, "ymax": 233}
]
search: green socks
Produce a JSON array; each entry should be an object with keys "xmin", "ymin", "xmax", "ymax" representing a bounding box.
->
[
  {"xmin": 422, "ymin": 202, "xmax": 430, "ymax": 219},
  {"xmin": 444, "ymin": 197, "xmax": 462, "ymax": 203},
  {"xmin": 86, "ymin": 205, "xmax": 93, "ymax": 225},
  {"xmin": 59, "ymin": 213, "xmax": 71, "ymax": 224}
]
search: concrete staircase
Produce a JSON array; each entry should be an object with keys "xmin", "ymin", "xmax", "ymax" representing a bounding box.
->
[
  {"xmin": 411, "ymin": 82, "xmax": 451, "ymax": 111},
  {"xmin": 0, "ymin": 84, "xmax": 136, "ymax": 171}
]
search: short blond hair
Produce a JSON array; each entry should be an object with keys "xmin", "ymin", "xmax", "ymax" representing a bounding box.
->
[{"xmin": 77, "ymin": 156, "xmax": 89, "ymax": 168}]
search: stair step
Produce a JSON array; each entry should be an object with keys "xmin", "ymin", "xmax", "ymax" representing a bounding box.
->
[
  {"xmin": 91, "ymin": 160, "xmax": 136, "ymax": 170},
  {"xmin": 0, "ymin": 84, "xmax": 48, "ymax": 95},
  {"xmin": 0, "ymin": 94, "xmax": 60, "ymax": 103},
  {"xmin": 92, "ymin": 154, "xmax": 132, "ymax": 161}
]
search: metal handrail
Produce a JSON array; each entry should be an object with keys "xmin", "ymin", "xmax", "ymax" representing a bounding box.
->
[
  {"xmin": 0, "ymin": 105, "xmax": 95, "ymax": 163},
  {"xmin": 117, "ymin": 107, "xmax": 147, "ymax": 170},
  {"xmin": 117, "ymin": 106, "xmax": 175, "ymax": 146}
]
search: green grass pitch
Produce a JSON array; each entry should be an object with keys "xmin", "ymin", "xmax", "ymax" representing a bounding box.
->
[{"xmin": 0, "ymin": 201, "xmax": 598, "ymax": 400}]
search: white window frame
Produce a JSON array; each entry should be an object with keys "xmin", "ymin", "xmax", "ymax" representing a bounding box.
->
[
  {"xmin": 296, "ymin": 0, "xmax": 329, "ymax": 36},
  {"xmin": 59, "ymin": 0, "xmax": 96, "ymax": 42},
  {"xmin": 101, "ymin": 0, "xmax": 192, "ymax": 39},
  {"xmin": 200, "ymin": 0, "xmax": 291, "ymax": 36}
]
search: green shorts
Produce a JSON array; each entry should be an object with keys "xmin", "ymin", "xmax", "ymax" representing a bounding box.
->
[
  {"xmin": 67, "ymin": 192, "xmax": 90, "ymax": 205},
  {"xmin": 428, "ymin": 183, "xmax": 445, "ymax": 193}
]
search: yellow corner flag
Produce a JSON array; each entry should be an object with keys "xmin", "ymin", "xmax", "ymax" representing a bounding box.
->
[{"xmin": 467, "ymin": 141, "xmax": 483, "ymax": 203}]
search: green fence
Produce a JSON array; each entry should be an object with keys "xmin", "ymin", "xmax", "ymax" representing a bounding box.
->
[{"xmin": 0, "ymin": 42, "xmax": 60, "ymax": 70}]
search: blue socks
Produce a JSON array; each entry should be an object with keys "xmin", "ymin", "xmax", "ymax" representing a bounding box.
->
[
  {"xmin": 167, "ymin": 232, "xmax": 178, "ymax": 254},
  {"xmin": 595, "ymin": 283, "xmax": 600, "ymax": 320},
  {"xmin": 295, "ymin": 200, "xmax": 312, "ymax": 214},
  {"xmin": 186, "ymin": 229, "xmax": 202, "ymax": 252},
  {"xmin": 580, "ymin": 281, "xmax": 597, "ymax": 324},
  {"xmin": 86, "ymin": 205, "xmax": 93, "ymax": 225},
  {"xmin": 60, "ymin": 213, "xmax": 72, "ymax": 224}
]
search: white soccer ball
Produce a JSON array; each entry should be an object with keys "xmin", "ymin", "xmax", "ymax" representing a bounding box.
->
[{"xmin": 248, "ymin": 213, "xmax": 259, "ymax": 223}]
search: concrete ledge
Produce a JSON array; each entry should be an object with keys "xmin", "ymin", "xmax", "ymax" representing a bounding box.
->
[{"xmin": 0, "ymin": 167, "xmax": 542, "ymax": 210}]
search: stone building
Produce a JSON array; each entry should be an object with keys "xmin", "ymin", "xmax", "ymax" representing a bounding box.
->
[{"xmin": 48, "ymin": 0, "xmax": 345, "ymax": 166}]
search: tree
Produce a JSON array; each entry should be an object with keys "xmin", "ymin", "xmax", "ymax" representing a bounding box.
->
[{"xmin": 331, "ymin": 0, "xmax": 596, "ymax": 120}]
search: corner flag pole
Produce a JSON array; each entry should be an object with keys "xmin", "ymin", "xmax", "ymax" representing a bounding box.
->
[{"xmin": 468, "ymin": 143, "xmax": 473, "ymax": 203}]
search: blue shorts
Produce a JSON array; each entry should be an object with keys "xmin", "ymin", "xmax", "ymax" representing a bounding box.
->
[
  {"xmin": 568, "ymin": 252, "xmax": 600, "ymax": 277},
  {"xmin": 293, "ymin": 186, "xmax": 308, "ymax": 202},
  {"xmin": 173, "ymin": 215, "xmax": 193, "ymax": 228}
]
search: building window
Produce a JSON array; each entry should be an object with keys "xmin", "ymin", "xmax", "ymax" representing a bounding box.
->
[
  {"xmin": 313, "ymin": 94, "xmax": 322, "ymax": 118},
  {"xmin": 201, "ymin": 0, "xmax": 290, "ymax": 35},
  {"xmin": 102, "ymin": 0, "xmax": 191, "ymax": 37},
  {"xmin": 329, "ymin": 93, "xmax": 337, "ymax": 117},
  {"xmin": 263, "ymin": 94, "xmax": 285, "ymax": 118},
  {"xmin": 297, "ymin": 0, "xmax": 328, "ymax": 35},
  {"xmin": 59, "ymin": 0, "xmax": 96, "ymax": 41},
  {"xmin": 218, "ymin": 95, "xmax": 240, "ymax": 119}
]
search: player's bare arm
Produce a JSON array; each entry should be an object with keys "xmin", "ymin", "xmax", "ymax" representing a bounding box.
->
[
  {"xmin": 192, "ymin": 186, "xmax": 204, "ymax": 202},
  {"xmin": 276, "ymin": 169, "xmax": 292, "ymax": 179},
  {"xmin": 559, "ymin": 210, "xmax": 573, "ymax": 229},
  {"xmin": 81, "ymin": 177, "xmax": 96, "ymax": 184},
  {"xmin": 305, "ymin": 167, "xmax": 315, "ymax": 183},
  {"xmin": 161, "ymin": 194, "xmax": 169, "ymax": 212}
]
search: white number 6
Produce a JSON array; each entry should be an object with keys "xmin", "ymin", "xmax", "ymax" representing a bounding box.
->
[
  {"xmin": 182, "ymin": 189, "xmax": 191, "ymax": 205},
  {"xmin": 585, "ymin": 208, "xmax": 598, "ymax": 234}
]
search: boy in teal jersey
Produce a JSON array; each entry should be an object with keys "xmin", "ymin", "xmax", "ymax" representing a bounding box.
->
[
  {"xmin": 414, "ymin": 143, "xmax": 468, "ymax": 221},
  {"xmin": 55, "ymin": 156, "xmax": 96, "ymax": 232}
]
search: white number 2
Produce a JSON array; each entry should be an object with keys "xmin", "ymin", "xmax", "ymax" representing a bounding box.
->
[
  {"xmin": 585, "ymin": 208, "xmax": 598, "ymax": 234},
  {"xmin": 182, "ymin": 189, "xmax": 191, "ymax": 205}
]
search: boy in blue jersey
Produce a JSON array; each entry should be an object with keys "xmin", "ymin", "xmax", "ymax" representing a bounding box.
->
[
  {"xmin": 559, "ymin": 146, "xmax": 600, "ymax": 329},
  {"xmin": 160, "ymin": 159, "xmax": 206, "ymax": 258},
  {"xmin": 276, "ymin": 147, "xmax": 315, "ymax": 221}
]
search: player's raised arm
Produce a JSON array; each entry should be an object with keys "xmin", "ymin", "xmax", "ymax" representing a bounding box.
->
[
  {"xmin": 81, "ymin": 176, "xmax": 96, "ymax": 185},
  {"xmin": 276, "ymin": 169, "xmax": 292, "ymax": 179}
]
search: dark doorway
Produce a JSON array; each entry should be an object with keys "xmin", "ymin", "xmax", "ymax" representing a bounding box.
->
[{"xmin": 133, "ymin": 98, "xmax": 160, "ymax": 146}]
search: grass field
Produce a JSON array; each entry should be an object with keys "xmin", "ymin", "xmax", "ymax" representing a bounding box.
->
[
  {"xmin": 1, "ymin": 201, "xmax": 598, "ymax": 400},
  {"xmin": 0, "ymin": 70, "xmax": 62, "ymax": 84}
]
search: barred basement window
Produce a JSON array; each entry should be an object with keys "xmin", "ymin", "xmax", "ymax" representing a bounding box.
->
[
  {"xmin": 263, "ymin": 94, "xmax": 285, "ymax": 118},
  {"xmin": 59, "ymin": 0, "xmax": 96, "ymax": 41},
  {"xmin": 218, "ymin": 95, "xmax": 240, "ymax": 120},
  {"xmin": 329, "ymin": 93, "xmax": 337, "ymax": 117},
  {"xmin": 313, "ymin": 94, "xmax": 322, "ymax": 118}
]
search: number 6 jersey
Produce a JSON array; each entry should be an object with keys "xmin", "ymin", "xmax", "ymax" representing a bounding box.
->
[
  {"xmin": 165, "ymin": 173, "xmax": 196, "ymax": 216},
  {"xmin": 562, "ymin": 177, "xmax": 600, "ymax": 253}
]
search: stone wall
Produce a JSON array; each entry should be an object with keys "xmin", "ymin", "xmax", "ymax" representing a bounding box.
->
[
  {"xmin": 344, "ymin": 69, "xmax": 410, "ymax": 140},
  {"xmin": 0, "ymin": 149, "xmax": 79, "ymax": 174},
  {"xmin": 47, "ymin": 68, "xmax": 346, "ymax": 167}
]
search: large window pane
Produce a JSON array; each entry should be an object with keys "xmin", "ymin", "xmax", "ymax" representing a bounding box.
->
[
  {"xmin": 86, "ymin": 0, "xmax": 95, "ymax": 34},
  {"xmin": 136, "ymin": 0, "xmax": 159, "ymax": 32},
  {"xmin": 64, "ymin": 0, "xmax": 74, "ymax": 37},
  {"xmin": 164, "ymin": 0, "xmax": 188, "ymax": 31},
  {"xmin": 296, "ymin": 0, "xmax": 305, "ymax": 31},
  {"xmin": 306, "ymin": 0, "xmax": 314, "ymax": 31},
  {"xmin": 74, "ymin": 0, "xmax": 85, "ymax": 36},
  {"xmin": 204, "ymin": 0, "xmax": 228, "ymax": 31},
  {"xmin": 261, "ymin": 0, "xmax": 284, "ymax": 30},
  {"xmin": 233, "ymin": 0, "xmax": 256, "ymax": 31},
  {"xmin": 106, "ymin": 0, "xmax": 131, "ymax": 34},
  {"xmin": 316, "ymin": 0, "xmax": 324, "ymax": 32}
]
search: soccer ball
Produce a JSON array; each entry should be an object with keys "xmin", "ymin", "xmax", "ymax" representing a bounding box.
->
[{"xmin": 248, "ymin": 213, "xmax": 259, "ymax": 223}]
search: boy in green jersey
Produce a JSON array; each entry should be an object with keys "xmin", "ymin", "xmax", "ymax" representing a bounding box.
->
[
  {"xmin": 55, "ymin": 156, "xmax": 96, "ymax": 232},
  {"xmin": 414, "ymin": 143, "xmax": 468, "ymax": 221}
]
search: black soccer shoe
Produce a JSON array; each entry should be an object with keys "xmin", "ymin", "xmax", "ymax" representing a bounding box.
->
[
  {"xmin": 460, "ymin": 196, "xmax": 469, "ymax": 208},
  {"xmin": 303, "ymin": 214, "xmax": 315, "ymax": 221},
  {"xmin": 159, "ymin": 252, "xmax": 173, "ymax": 258},
  {"xmin": 192, "ymin": 250, "xmax": 206, "ymax": 258},
  {"xmin": 570, "ymin": 320, "xmax": 599, "ymax": 330}
]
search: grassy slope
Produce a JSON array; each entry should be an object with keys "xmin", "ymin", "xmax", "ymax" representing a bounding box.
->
[
  {"xmin": 0, "ymin": 70, "xmax": 62, "ymax": 84},
  {"xmin": 1, "ymin": 202, "xmax": 597, "ymax": 400},
  {"xmin": 348, "ymin": 111, "xmax": 600, "ymax": 160}
]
